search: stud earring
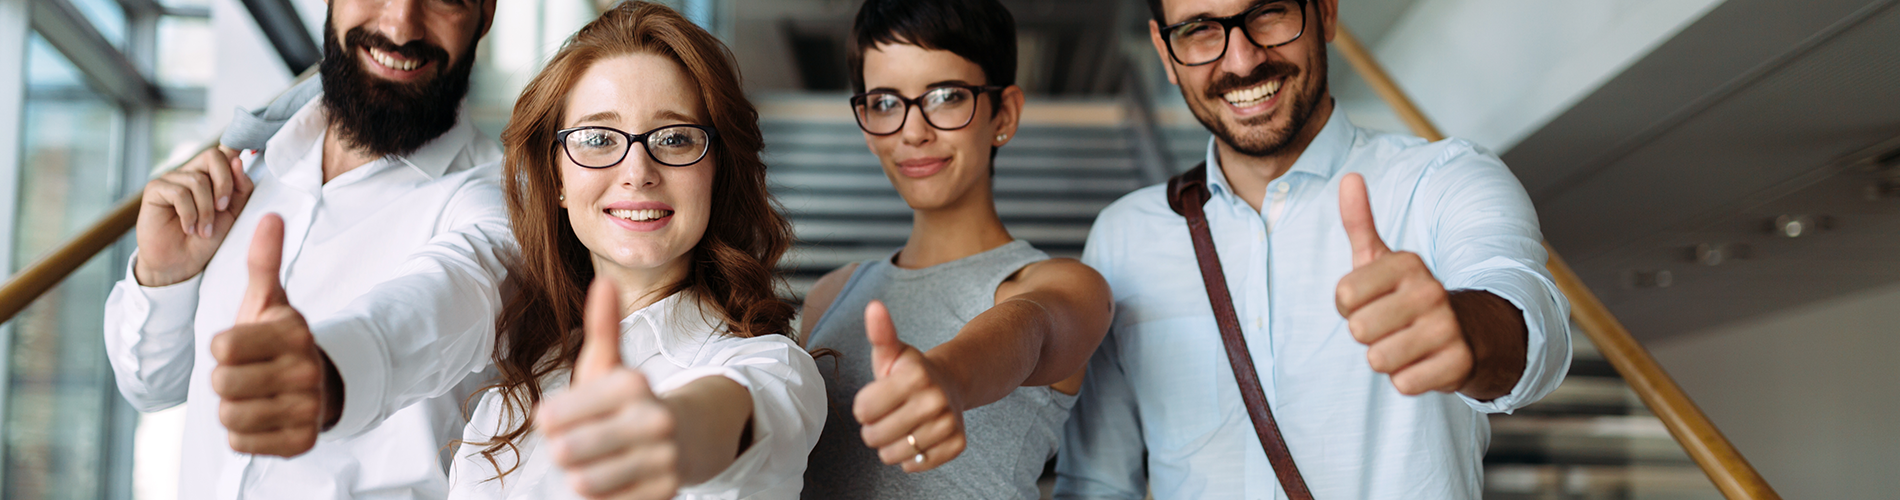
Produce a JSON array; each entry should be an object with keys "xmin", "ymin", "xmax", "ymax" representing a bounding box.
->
[
  {"xmin": 996, "ymin": 133, "xmax": 1009, "ymax": 142},
  {"xmin": 558, "ymin": 194, "xmax": 565, "ymax": 201}
]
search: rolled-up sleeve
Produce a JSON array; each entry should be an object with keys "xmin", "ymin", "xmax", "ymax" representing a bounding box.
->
[
  {"xmin": 1414, "ymin": 144, "xmax": 1572, "ymax": 413},
  {"xmin": 314, "ymin": 175, "xmax": 517, "ymax": 439},
  {"xmin": 103, "ymin": 253, "xmax": 204, "ymax": 412},
  {"xmin": 661, "ymin": 335, "xmax": 826, "ymax": 498}
]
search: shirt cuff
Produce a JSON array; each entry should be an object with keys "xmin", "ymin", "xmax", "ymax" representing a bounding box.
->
[
  {"xmin": 310, "ymin": 315, "xmax": 390, "ymax": 439},
  {"xmin": 123, "ymin": 251, "xmax": 204, "ymax": 332},
  {"xmin": 1445, "ymin": 257, "xmax": 1572, "ymax": 414}
]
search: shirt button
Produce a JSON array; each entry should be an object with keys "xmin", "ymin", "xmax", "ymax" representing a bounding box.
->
[{"xmin": 1276, "ymin": 182, "xmax": 1291, "ymax": 193}]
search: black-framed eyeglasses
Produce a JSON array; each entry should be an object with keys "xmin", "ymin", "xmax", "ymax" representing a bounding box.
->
[
  {"xmin": 849, "ymin": 84, "xmax": 1006, "ymax": 136},
  {"xmin": 554, "ymin": 124, "xmax": 719, "ymax": 168},
  {"xmin": 1160, "ymin": 0, "xmax": 1308, "ymax": 66}
]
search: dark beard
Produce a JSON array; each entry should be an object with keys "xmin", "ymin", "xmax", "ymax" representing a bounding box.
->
[
  {"xmin": 1185, "ymin": 40, "xmax": 1328, "ymax": 158},
  {"xmin": 319, "ymin": 17, "xmax": 476, "ymax": 157}
]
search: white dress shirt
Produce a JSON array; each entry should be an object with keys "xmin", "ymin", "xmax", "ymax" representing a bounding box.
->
[
  {"xmin": 104, "ymin": 97, "xmax": 514, "ymax": 500},
  {"xmin": 1055, "ymin": 108, "xmax": 1572, "ymax": 499},
  {"xmin": 449, "ymin": 292, "xmax": 826, "ymax": 500}
]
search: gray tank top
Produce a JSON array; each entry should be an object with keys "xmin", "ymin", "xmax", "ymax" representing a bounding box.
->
[{"xmin": 802, "ymin": 240, "xmax": 1077, "ymax": 500}]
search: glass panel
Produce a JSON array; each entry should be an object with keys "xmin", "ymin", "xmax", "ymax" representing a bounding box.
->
[
  {"xmin": 67, "ymin": 0, "xmax": 127, "ymax": 47},
  {"xmin": 159, "ymin": 0, "xmax": 209, "ymax": 8},
  {"xmin": 4, "ymin": 33, "xmax": 124, "ymax": 500},
  {"xmin": 151, "ymin": 108, "xmax": 207, "ymax": 175},
  {"xmin": 155, "ymin": 16, "xmax": 212, "ymax": 89}
]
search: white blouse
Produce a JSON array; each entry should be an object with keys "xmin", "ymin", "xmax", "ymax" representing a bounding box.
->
[{"xmin": 448, "ymin": 293, "xmax": 825, "ymax": 500}]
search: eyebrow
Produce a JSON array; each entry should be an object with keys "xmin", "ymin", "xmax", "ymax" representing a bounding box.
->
[
  {"xmin": 569, "ymin": 109, "xmax": 701, "ymax": 127},
  {"xmin": 571, "ymin": 111, "xmax": 619, "ymax": 126},
  {"xmin": 866, "ymin": 80, "xmax": 980, "ymax": 94},
  {"xmin": 1171, "ymin": 0, "xmax": 1268, "ymax": 24},
  {"xmin": 653, "ymin": 109, "xmax": 699, "ymax": 124}
]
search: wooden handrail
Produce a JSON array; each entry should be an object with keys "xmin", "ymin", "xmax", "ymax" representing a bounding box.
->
[
  {"xmin": 0, "ymin": 68, "xmax": 315, "ymax": 326},
  {"xmin": 1332, "ymin": 26, "xmax": 1781, "ymax": 499}
]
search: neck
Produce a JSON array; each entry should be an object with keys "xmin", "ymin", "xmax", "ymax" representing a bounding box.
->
[
  {"xmin": 321, "ymin": 122, "xmax": 382, "ymax": 184},
  {"xmin": 895, "ymin": 178, "xmax": 1013, "ymax": 269},
  {"xmin": 1216, "ymin": 95, "xmax": 1334, "ymax": 212},
  {"xmin": 592, "ymin": 255, "xmax": 691, "ymax": 318}
]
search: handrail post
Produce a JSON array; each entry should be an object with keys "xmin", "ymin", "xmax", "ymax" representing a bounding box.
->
[{"xmin": 1331, "ymin": 24, "xmax": 1782, "ymax": 500}]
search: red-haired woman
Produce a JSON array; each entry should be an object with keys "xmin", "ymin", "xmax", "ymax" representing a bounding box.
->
[{"xmin": 447, "ymin": 3, "xmax": 822, "ymax": 499}]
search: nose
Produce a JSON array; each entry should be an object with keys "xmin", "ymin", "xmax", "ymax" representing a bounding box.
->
[
  {"xmin": 897, "ymin": 101, "xmax": 935, "ymax": 147},
  {"xmin": 1218, "ymin": 23, "xmax": 1268, "ymax": 77},
  {"xmin": 616, "ymin": 145, "xmax": 664, "ymax": 190},
  {"xmin": 375, "ymin": 0, "xmax": 426, "ymax": 46}
]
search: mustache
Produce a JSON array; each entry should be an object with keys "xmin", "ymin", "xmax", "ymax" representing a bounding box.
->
[
  {"xmin": 345, "ymin": 27, "xmax": 449, "ymax": 67},
  {"xmin": 1203, "ymin": 59, "xmax": 1301, "ymax": 99}
]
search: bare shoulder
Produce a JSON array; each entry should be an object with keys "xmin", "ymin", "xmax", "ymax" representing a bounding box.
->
[
  {"xmin": 998, "ymin": 257, "xmax": 1109, "ymax": 301},
  {"xmin": 798, "ymin": 262, "xmax": 861, "ymax": 343}
]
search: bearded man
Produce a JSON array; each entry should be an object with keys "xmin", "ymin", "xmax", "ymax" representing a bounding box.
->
[
  {"xmin": 1056, "ymin": 0, "xmax": 1572, "ymax": 498},
  {"xmin": 103, "ymin": 0, "xmax": 509, "ymax": 498}
]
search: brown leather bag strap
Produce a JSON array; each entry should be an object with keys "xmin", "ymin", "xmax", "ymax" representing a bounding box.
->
[{"xmin": 1167, "ymin": 163, "xmax": 1315, "ymax": 500}]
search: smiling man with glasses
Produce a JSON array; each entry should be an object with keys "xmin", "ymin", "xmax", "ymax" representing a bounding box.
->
[{"xmin": 1055, "ymin": 0, "xmax": 1573, "ymax": 498}]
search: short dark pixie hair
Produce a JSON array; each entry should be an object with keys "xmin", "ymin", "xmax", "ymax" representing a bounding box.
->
[
  {"xmin": 1145, "ymin": 0, "xmax": 1166, "ymax": 23},
  {"xmin": 847, "ymin": 0, "xmax": 1017, "ymax": 94}
]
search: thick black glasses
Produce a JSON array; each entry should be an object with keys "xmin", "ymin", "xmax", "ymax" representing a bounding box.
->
[
  {"xmin": 850, "ymin": 84, "xmax": 1006, "ymax": 136},
  {"xmin": 1161, "ymin": 0, "xmax": 1308, "ymax": 66},
  {"xmin": 555, "ymin": 124, "xmax": 718, "ymax": 168}
]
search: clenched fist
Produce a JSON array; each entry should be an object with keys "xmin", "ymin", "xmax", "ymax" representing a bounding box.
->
[
  {"xmin": 852, "ymin": 300, "xmax": 967, "ymax": 472},
  {"xmin": 135, "ymin": 146, "xmax": 254, "ymax": 287},
  {"xmin": 209, "ymin": 214, "xmax": 337, "ymax": 457}
]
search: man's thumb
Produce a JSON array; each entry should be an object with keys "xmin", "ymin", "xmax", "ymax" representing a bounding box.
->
[
  {"xmin": 1339, "ymin": 173, "xmax": 1391, "ymax": 267},
  {"xmin": 864, "ymin": 300, "xmax": 904, "ymax": 378},
  {"xmin": 239, "ymin": 214, "xmax": 287, "ymax": 319},
  {"xmin": 573, "ymin": 278, "xmax": 624, "ymax": 385}
]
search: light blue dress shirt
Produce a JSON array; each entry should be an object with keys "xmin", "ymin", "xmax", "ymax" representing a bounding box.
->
[{"xmin": 1054, "ymin": 107, "xmax": 1571, "ymax": 499}]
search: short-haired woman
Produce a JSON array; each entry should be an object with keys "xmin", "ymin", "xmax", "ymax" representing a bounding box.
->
[{"xmin": 799, "ymin": 0, "xmax": 1115, "ymax": 498}]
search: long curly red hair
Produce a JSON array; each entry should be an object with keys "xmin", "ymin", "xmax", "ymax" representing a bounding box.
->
[{"xmin": 479, "ymin": 1, "xmax": 793, "ymax": 480}]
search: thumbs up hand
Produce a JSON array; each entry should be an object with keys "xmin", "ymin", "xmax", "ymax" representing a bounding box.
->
[
  {"xmin": 210, "ymin": 214, "xmax": 333, "ymax": 457},
  {"xmin": 1335, "ymin": 173, "xmax": 1474, "ymax": 396},
  {"xmin": 852, "ymin": 300, "xmax": 967, "ymax": 473},
  {"xmin": 537, "ymin": 278, "xmax": 683, "ymax": 500}
]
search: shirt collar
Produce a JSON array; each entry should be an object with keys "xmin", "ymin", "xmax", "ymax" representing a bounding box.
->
[
  {"xmin": 260, "ymin": 94, "xmax": 474, "ymax": 182},
  {"xmin": 1203, "ymin": 104, "xmax": 1357, "ymax": 199},
  {"xmin": 621, "ymin": 291, "xmax": 726, "ymax": 367}
]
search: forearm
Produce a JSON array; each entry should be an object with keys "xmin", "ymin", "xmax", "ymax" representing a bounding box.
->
[
  {"xmin": 1451, "ymin": 289, "xmax": 1528, "ymax": 401},
  {"xmin": 925, "ymin": 299, "xmax": 1050, "ymax": 410},
  {"xmin": 660, "ymin": 376, "xmax": 754, "ymax": 485}
]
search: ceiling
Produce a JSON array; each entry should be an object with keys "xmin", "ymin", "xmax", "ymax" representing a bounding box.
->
[{"xmin": 1502, "ymin": 0, "xmax": 1900, "ymax": 340}]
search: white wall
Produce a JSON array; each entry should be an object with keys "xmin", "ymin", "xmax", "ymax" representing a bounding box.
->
[{"xmin": 1647, "ymin": 281, "xmax": 1900, "ymax": 499}]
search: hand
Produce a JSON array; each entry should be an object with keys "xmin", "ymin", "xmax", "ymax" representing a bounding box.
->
[
  {"xmin": 537, "ymin": 278, "xmax": 682, "ymax": 500},
  {"xmin": 1334, "ymin": 173, "xmax": 1473, "ymax": 396},
  {"xmin": 135, "ymin": 146, "xmax": 255, "ymax": 287},
  {"xmin": 852, "ymin": 300, "xmax": 967, "ymax": 472},
  {"xmin": 210, "ymin": 214, "xmax": 331, "ymax": 457}
]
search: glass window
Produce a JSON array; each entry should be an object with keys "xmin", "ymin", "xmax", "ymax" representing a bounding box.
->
[
  {"xmin": 66, "ymin": 0, "xmax": 127, "ymax": 47},
  {"xmin": 155, "ymin": 16, "xmax": 212, "ymax": 88},
  {"xmin": 4, "ymin": 33, "xmax": 125, "ymax": 500}
]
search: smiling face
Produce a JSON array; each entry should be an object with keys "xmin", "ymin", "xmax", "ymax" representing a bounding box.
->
[
  {"xmin": 321, "ymin": 0, "xmax": 494, "ymax": 156},
  {"xmin": 558, "ymin": 53, "xmax": 716, "ymax": 287},
  {"xmin": 1152, "ymin": 0, "xmax": 1333, "ymax": 157},
  {"xmin": 859, "ymin": 42, "xmax": 1022, "ymax": 212}
]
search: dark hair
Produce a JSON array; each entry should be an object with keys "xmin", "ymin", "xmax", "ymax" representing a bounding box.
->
[
  {"xmin": 481, "ymin": 0, "xmax": 793, "ymax": 481},
  {"xmin": 1145, "ymin": 0, "xmax": 1166, "ymax": 24},
  {"xmin": 847, "ymin": 0, "xmax": 1017, "ymax": 94}
]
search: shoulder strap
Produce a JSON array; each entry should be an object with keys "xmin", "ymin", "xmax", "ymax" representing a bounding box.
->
[{"xmin": 1166, "ymin": 164, "xmax": 1314, "ymax": 500}]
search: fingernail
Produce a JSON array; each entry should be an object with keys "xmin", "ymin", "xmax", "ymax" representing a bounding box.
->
[
  {"xmin": 217, "ymin": 196, "xmax": 230, "ymax": 211},
  {"xmin": 202, "ymin": 224, "xmax": 214, "ymax": 237}
]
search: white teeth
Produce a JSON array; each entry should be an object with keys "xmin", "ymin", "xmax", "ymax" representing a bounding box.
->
[
  {"xmin": 1223, "ymin": 80, "xmax": 1282, "ymax": 106},
  {"xmin": 608, "ymin": 209, "xmax": 671, "ymax": 222},
  {"xmin": 369, "ymin": 49, "xmax": 419, "ymax": 71}
]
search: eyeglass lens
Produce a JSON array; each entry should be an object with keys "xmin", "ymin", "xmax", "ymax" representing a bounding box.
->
[
  {"xmin": 1167, "ymin": 0, "xmax": 1304, "ymax": 65},
  {"xmin": 854, "ymin": 87, "xmax": 981, "ymax": 135},
  {"xmin": 563, "ymin": 125, "xmax": 712, "ymax": 168}
]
